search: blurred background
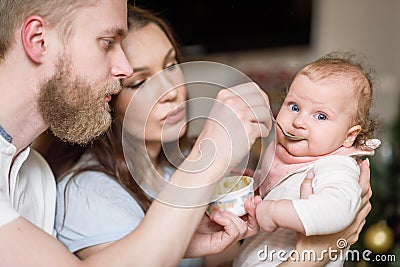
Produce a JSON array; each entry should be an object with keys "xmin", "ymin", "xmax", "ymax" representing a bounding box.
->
[{"xmin": 129, "ymin": 0, "xmax": 400, "ymax": 266}]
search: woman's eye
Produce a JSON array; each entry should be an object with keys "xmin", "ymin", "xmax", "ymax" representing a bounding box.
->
[
  {"xmin": 316, "ymin": 113, "xmax": 327, "ymax": 120},
  {"xmin": 166, "ymin": 62, "xmax": 178, "ymax": 71},
  {"xmin": 126, "ymin": 80, "xmax": 145, "ymax": 90},
  {"xmin": 289, "ymin": 103, "xmax": 299, "ymax": 112}
]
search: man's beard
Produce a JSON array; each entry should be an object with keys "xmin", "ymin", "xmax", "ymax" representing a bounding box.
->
[{"xmin": 38, "ymin": 57, "xmax": 121, "ymax": 145}]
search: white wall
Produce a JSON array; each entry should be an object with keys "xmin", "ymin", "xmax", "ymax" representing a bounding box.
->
[
  {"xmin": 202, "ymin": 0, "xmax": 400, "ymax": 130},
  {"xmin": 312, "ymin": 0, "xmax": 397, "ymax": 72},
  {"xmin": 312, "ymin": 0, "xmax": 400, "ymax": 129}
]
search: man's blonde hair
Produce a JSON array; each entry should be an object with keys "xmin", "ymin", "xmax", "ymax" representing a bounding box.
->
[{"xmin": 0, "ymin": 0, "xmax": 97, "ymax": 60}]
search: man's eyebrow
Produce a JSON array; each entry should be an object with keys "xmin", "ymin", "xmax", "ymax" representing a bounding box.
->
[{"xmin": 102, "ymin": 27, "xmax": 127, "ymax": 38}]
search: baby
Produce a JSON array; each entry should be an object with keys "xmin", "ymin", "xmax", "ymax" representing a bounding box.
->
[{"xmin": 234, "ymin": 52, "xmax": 380, "ymax": 267}]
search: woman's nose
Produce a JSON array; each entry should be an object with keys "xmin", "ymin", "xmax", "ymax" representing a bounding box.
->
[
  {"xmin": 157, "ymin": 71, "xmax": 180, "ymax": 102},
  {"xmin": 159, "ymin": 86, "xmax": 179, "ymax": 102}
]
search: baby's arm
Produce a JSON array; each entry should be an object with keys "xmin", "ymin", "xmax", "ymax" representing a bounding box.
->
[
  {"xmin": 293, "ymin": 156, "xmax": 361, "ymax": 235},
  {"xmin": 256, "ymin": 156, "xmax": 361, "ymax": 235},
  {"xmin": 256, "ymin": 198, "xmax": 306, "ymax": 233}
]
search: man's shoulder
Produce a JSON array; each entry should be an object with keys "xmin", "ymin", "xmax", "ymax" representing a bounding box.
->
[
  {"xmin": 19, "ymin": 148, "xmax": 55, "ymax": 186},
  {"xmin": 23, "ymin": 149, "xmax": 53, "ymax": 172}
]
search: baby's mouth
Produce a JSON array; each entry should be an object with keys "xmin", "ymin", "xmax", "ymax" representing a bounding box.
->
[{"xmin": 285, "ymin": 132, "xmax": 306, "ymax": 141}]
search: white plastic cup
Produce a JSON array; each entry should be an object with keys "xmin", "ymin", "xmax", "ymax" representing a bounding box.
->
[{"xmin": 207, "ymin": 176, "xmax": 254, "ymax": 217}]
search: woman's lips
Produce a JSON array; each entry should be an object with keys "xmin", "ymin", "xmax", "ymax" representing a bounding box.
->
[{"xmin": 162, "ymin": 106, "xmax": 186, "ymax": 124}]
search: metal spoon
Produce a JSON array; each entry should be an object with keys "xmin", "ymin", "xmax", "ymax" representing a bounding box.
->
[{"xmin": 272, "ymin": 118, "xmax": 306, "ymax": 141}]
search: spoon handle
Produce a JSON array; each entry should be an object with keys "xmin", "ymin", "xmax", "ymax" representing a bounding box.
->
[{"xmin": 272, "ymin": 118, "xmax": 305, "ymax": 141}]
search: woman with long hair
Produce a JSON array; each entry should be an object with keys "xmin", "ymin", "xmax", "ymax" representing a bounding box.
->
[{"xmin": 33, "ymin": 5, "xmax": 372, "ymax": 267}]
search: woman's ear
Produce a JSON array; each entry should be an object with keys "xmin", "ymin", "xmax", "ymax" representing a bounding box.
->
[
  {"xmin": 21, "ymin": 15, "xmax": 47, "ymax": 63},
  {"xmin": 343, "ymin": 125, "xmax": 362, "ymax": 147}
]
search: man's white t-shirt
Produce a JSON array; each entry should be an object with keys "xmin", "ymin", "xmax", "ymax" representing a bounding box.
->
[{"xmin": 0, "ymin": 135, "xmax": 56, "ymax": 234}]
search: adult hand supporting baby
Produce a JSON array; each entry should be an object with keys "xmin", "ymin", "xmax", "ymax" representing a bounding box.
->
[{"xmin": 279, "ymin": 159, "xmax": 372, "ymax": 267}]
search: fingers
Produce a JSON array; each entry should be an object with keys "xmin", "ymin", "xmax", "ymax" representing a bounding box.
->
[
  {"xmin": 300, "ymin": 171, "xmax": 314, "ymax": 199},
  {"xmin": 208, "ymin": 211, "xmax": 249, "ymax": 253},
  {"xmin": 343, "ymin": 196, "xmax": 371, "ymax": 246},
  {"xmin": 188, "ymin": 212, "xmax": 247, "ymax": 256},
  {"xmin": 254, "ymin": 195, "xmax": 262, "ymax": 205},
  {"xmin": 358, "ymin": 159, "xmax": 372, "ymax": 210},
  {"xmin": 352, "ymin": 219, "xmax": 366, "ymax": 245},
  {"xmin": 356, "ymin": 219, "xmax": 366, "ymax": 237},
  {"xmin": 360, "ymin": 188, "xmax": 372, "ymax": 209},
  {"xmin": 210, "ymin": 211, "xmax": 247, "ymax": 240},
  {"xmin": 359, "ymin": 159, "xmax": 371, "ymax": 196},
  {"xmin": 196, "ymin": 214, "xmax": 221, "ymax": 234},
  {"xmin": 242, "ymin": 106, "xmax": 272, "ymax": 123},
  {"xmin": 243, "ymin": 196, "xmax": 262, "ymax": 238},
  {"xmin": 244, "ymin": 196, "xmax": 262, "ymax": 218},
  {"xmin": 356, "ymin": 198, "xmax": 372, "ymax": 225},
  {"xmin": 346, "ymin": 218, "xmax": 366, "ymax": 246},
  {"xmin": 230, "ymin": 82, "xmax": 270, "ymax": 106},
  {"xmin": 199, "ymin": 82, "xmax": 272, "ymax": 170},
  {"xmin": 217, "ymin": 84, "xmax": 272, "ymax": 137},
  {"xmin": 217, "ymin": 84, "xmax": 267, "ymax": 107}
]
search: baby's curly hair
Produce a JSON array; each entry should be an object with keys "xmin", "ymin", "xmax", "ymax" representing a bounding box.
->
[{"xmin": 297, "ymin": 51, "xmax": 380, "ymax": 147}]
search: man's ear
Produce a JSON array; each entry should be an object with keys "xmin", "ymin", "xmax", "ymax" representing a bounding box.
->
[
  {"xmin": 21, "ymin": 15, "xmax": 47, "ymax": 63},
  {"xmin": 343, "ymin": 125, "xmax": 362, "ymax": 147}
]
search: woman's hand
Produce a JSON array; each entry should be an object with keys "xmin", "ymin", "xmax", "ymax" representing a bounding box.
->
[{"xmin": 185, "ymin": 196, "xmax": 262, "ymax": 257}]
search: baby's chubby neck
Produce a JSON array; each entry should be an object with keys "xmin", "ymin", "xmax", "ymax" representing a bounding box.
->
[
  {"xmin": 275, "ymin": 143, "xmax": 333, "ymax": 165},
  {"xmin": 276, "ymin": 142, "xmax": 377, "ymax": 165}
]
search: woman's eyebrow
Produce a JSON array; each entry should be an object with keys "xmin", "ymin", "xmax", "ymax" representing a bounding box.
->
[
  {"xmin": 131, "ymin": 48, "xmax": 175, "ymax": 73},
  {"xmin": 163, "ymin": 48, "xmax": 175, "ymax": 64}
]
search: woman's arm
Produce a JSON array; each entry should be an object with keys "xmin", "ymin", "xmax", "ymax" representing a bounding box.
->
[
  {"xmin": 119, "ymin": 84, "xmax": 270, "ymax": 266},
  {"xmin": 74, "ymin": 197, "xmax": 262, "ymax": 260}
]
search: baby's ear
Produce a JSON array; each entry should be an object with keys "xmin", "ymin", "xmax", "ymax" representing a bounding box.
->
[{"xmin": 343, "ymin": 125, "xmax": 362, "ymax": 147}]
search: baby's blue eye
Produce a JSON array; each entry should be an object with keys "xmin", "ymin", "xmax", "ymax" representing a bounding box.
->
[
  {"xmin": 289, "ymin": 103, "xmax": 299, "ymax": 112},
  {"xmin": 317, "ymin": 113, "xmax": 327, "ymax": 120}
]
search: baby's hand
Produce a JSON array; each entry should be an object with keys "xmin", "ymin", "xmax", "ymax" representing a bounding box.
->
[
  {"xmin": 256, "ymin": 200, "xmax": 279, "ymax": 232},
  {"xmin": 241, "ymin": 195, "xmax": 263, "ymax": 238}
]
